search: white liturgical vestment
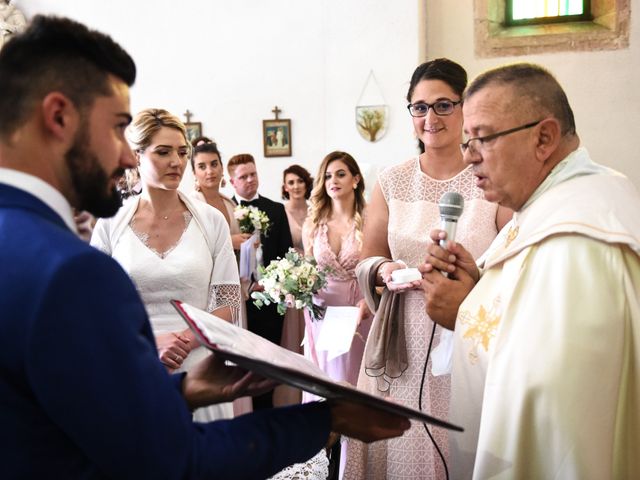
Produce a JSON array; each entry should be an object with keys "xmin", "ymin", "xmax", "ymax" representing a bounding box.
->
[{"xmin": 450, "ymin": 148, "xmax": 640, "ymax": 480}]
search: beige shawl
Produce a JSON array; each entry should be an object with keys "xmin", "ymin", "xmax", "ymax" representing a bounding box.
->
[{"xmin": 356, "ymin": 256, "xmax": 408, "ymax": 392}]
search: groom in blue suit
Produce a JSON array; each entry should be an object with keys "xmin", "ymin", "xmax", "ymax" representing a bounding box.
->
[{"xmin": 0, "ymin": 15, "xmax": 409, "ymax": 480}]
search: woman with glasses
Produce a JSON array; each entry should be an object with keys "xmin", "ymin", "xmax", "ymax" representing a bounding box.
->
[
  {"xmin": 343, "ymin": 59, "xmax": 511, "ymax": 479},
  {"xmin": 91, "ymin": 109, "xmax": 241, "ymax": 423}
]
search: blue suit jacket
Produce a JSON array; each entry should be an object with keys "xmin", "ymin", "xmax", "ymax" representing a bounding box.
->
[{"xmin": 0, "ymin": 184, "xmax": 329, "ymax": 479}]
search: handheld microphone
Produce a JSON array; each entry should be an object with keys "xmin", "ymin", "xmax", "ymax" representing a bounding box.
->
[
  {"xmin": 417, "ymin": 191, "xmax": 464, "ymax": 480},
  {"xmin": 438, "ymin": 192, "xmax": 464, "ymax": 249}
]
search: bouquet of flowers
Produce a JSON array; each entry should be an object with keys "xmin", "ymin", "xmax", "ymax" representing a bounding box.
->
[
  {"xmin": 234, "ymin": 205, "xmax": 271, "ymax": 236},
  {"xmin": 251, "ymin": 248, "xmax": 328, "ymax": 321}
]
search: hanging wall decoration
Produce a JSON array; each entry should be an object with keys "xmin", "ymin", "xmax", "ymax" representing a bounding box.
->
[{"xmin": 355, "ymin": 71, "xmax": 388, "ymax": 143}]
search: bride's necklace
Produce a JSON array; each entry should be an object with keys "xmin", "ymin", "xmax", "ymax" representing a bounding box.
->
[
  {"xmin": 142, "ymin": 201, "xmax": 182, "ymax": 221},
  {"xmin": 159, "ymin": 209, "xmax": 183, "ymax": 220}
]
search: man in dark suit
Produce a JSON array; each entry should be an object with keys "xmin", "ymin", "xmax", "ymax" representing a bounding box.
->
[
  {"xmin": 228, "ymin": 153, "xmax": 293, "ymax": 409},
  {"xmin": 0, "ymin": 16, "xmax": 408, "ymax": 479}
]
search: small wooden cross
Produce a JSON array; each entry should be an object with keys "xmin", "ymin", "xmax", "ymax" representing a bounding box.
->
[
  {"xmin": 271, "ymin": 106, "xmax": 281, "ymax": 120},
  {"xmin": 183, "ymin": 109, "xmax": 193, "ymax": 123}
]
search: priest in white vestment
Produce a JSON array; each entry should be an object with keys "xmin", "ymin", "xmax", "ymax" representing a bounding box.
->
[{"xmin": 421, "ymin": 63, "xmax": 640, "ymax": 480}]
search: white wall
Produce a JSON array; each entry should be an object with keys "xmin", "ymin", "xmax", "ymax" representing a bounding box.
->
[
  {"xmin": 17, "ymin": 0, "xmax": 421, "ymax": 200},
  {"xmin": 14, "ymin": 0, "xmax": 640, "ymax": 196},
  {"xmin": 425, "ymin": 0, "xmax": 640, "ymax": 188}
]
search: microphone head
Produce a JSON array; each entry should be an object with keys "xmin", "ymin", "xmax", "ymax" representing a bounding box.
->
[{"xmin": 439, "ymin": 192, "xmax": 464, "ymax": 221}]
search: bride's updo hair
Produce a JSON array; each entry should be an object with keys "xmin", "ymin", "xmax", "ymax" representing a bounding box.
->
[{"xmin": 118, "ymin": 108, "xmax": 190, "ymax": 197}]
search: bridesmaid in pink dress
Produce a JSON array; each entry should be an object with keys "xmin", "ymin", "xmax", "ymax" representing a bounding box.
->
[
  {"xmin": 302, "ymin": 151, "xmax": 373, "ymax": 476},
  {"xmin": 273, "ymin": 164, "xmax": 313, "ymax": 407},
  {"xmin": 302, "ymin": 152, "xmax": 371, "ymax": 389}
]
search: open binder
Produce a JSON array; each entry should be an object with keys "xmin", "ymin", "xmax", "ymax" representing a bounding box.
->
[{"xmin": 172, "ymin": 300, "xmax": 463, "ymax": 432}]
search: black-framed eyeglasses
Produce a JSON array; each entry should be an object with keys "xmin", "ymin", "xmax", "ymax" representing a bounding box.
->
[
  {"xmin": 407, "ymin": 99, "xmax": 461, "ymax": 117},
  {"xmin": 460, "ymin": 120, "xmax": 542, "ymax": 155}
]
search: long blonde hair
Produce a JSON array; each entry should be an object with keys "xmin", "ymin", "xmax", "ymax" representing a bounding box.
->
[
  {"xmin": 119, "ymin": 108, "xmax": 190, "ymax": 197},
  {"xmin": 306, "ymin": 151, "xmax": 366, "ymax": 244}
]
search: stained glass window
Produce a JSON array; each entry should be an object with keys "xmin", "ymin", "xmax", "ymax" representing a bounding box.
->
[{"xmin": 507, "ymin": 0, "xmax": 591, "ymax": 25}]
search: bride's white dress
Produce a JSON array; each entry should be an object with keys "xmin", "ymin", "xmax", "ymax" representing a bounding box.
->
[{"xmin": 96, "ymin": 210, "xmax": 240, "ymax": 421}]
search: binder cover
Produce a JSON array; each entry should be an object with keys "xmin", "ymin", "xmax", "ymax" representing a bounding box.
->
[{"xmin": 172, "ymin": 300, "xmax": 463, "ymax": 431}]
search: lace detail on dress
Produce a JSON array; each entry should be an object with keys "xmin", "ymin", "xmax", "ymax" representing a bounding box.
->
[
  {"xmin": 343, "ymin": 157, "xmax": 500, "ymax": 480},
  {"xmin": 207, "ymin": 283, "xmax": 242, "ymax": 325},
  {"xmin": 314, "ymin": 223, "xmax": 359, "ymax": 281},
  {"xmin": 130, "ymin": 211, "xmax": 193, "ymax": 259},
  {"xmin": 379, "ymin": 158, "xmax": 499, "ymax": 267},
  {"xmin": 379, "ymin": 157, "xmax": 485, "ymax": 204},
  {"xmin": 268, "ymin": 450, "xmax": 329, "ymax": 480}
]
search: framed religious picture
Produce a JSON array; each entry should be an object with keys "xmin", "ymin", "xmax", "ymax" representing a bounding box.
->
[
  {"xmin": 185, "ymin": 122, "xmax": 202, "ymax": 144},
  {"xmin": 263, "ymin": 119, "xmax": 292, "ymax": 157}
]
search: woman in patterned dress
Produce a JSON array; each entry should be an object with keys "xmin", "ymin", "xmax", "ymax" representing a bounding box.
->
[{"xmin": 343, "ymin": 59, "xmax": 512, "ymax": 479}]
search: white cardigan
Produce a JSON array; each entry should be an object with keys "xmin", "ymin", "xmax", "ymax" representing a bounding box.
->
[{"xmin": 91, "ymin": 190, "xmax": 239, "ymax": 288}]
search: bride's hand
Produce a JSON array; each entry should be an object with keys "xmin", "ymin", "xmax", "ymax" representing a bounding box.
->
[{"xmin": 156, "ymin": 332, "xmax": 190, "ymax": 370}]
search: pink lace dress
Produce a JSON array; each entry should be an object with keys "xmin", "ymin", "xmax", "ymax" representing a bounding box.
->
[
  {"xmin": 344, "ymin": 158, "xmax": 499, "ymax": 480},
  {"xmin": 302, "ymin": 223, "xmax": 372, "ymax": 396}
]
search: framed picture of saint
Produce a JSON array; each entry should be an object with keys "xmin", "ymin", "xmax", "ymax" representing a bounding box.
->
[
  {"xmin": 185, "ymin": 122, "xmax": 202, "ymax": 144},
  {"xmin": 262, "ymin": 119, "xmax": 292, "ymax": 157}
]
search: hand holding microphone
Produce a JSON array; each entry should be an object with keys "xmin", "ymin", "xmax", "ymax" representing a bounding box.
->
[
  {"xmin": 420, "ymin": 192, "xmax": 478, "ymax": 329},
  {"xmin": 421, "ymin": 192, "xmax": 478, "ymax": 282}
]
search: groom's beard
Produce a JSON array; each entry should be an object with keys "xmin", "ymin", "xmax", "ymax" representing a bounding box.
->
[{"xmin": 65, "ymin": 125, "xmax": 124, "ymax": 218}]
